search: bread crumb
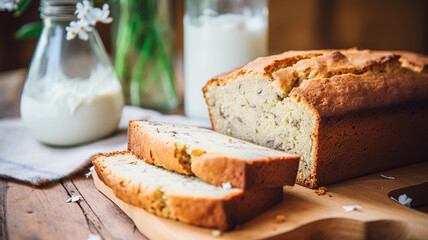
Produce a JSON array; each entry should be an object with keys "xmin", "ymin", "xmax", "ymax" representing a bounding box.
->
[
  {"xmin": 328, "ymin": 194, "xmax": 333, "ymax": 197},
  {"xmin": 276, "ymin": 214, "xmax": 286, "ymax": 223},
  {"xmin": 212, "ymin": 230, "xmax": 222, "ymax": 237},
  {"xmin": 314, "ymin": 186, "xmax": 328, "ymax": 195},
  {"xmin": 129, "ymin": 161, "xmax": 137, "ymax": 165}
]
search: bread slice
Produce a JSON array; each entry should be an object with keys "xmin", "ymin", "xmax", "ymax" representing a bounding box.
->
[
  {"xmin": 127, "ymin": 120, "xmax": 300, "ymax": 189},
  {"xmin": 91, "ymin": 151, "xmax": 283, "ymax": 230},
  {"xmin": 203, "ymin": 48, "xmax": 428, "ymax": 188}
]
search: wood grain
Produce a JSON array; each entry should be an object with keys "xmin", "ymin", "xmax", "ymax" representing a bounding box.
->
[
  {"xmin": 6, "ymin": 181, "xmax": 91, "ymax": 240},
  {"xmin": 67, "ymin": 174, "xmax": 146, "ymax": 240},
  {"xmin": 0, "ymin": 181, "xmax": 8, "ymax": 240}
]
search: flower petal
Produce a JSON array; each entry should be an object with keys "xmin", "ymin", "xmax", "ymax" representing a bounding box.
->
[
  {"xmin": 78, "ymin": 30, "xmax": 89, "ymax": 41},
  {"xmin": 66, "ymin": 31, "xmax": 76, "ymax": 40}
]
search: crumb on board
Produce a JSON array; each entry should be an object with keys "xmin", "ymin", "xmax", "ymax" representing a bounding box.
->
[
  {"xmin": 314, "ymin": 186, "xmax": 328, "ymax": 195},
  {"xmin": 212, "ymin": 230, "xmax": 222, "ymax": 237},
  {"xmin": 328, "ymin": 194, "xmax": 333, "ymax": 197},
  {"xmin": 276, "ymin": 214, "xmax": 286, "ymax": 223}
]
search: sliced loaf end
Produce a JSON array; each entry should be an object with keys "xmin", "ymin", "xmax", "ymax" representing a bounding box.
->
[
  {"xmin": 92, "ymin": 151, "xmax": 283, "ymax": 230},
  {"xmin": 203, "ymin": 48, "xmax": 428, "ymax": 188},
  {"xmin": 128, "ymin": 120, "xmax": 300, "ymax": 189}
]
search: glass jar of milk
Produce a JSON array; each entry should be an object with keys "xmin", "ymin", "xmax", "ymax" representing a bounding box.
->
[
  {"xmin": 184, "ymin": 0, "xmax": 268, "ymax": 119},
  {"xmin": 20, "ymin": 0, "xmax": 124, "ymax": 146}
]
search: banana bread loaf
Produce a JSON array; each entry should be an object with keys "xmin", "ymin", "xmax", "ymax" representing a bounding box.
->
[
  {"xmin": 203, "ymin": 48, "xmax": 428, "ymax": 188},
  {"xmin": 128, "ymin": 120, "xmax": 299, "ymax": 189},
  {"xmin": 92, "ymin": 151, "xmax": 282, "ymax": 230}
]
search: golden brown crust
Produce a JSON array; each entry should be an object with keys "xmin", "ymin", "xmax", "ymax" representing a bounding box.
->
[
  {"xmin": 91, "ymin": 152, "xmax": 283, "ymax": 230},
  {"xmin": 290, "ymin": 69, "xmax": 428, "ymax": 117},
  {"xmin": 272, "ymin": 50, "xmax": 401, "ymax": 92},
  {"xmin": 168, "ymin": 187, "xmax": 282, "ymax": 230},
  {"xmin": 310, "ymin": 100, "xmax": 428, "ymax": 188},
  {"xmin": 192, "ymin": 154, "xmax": 299, "ymax": 189},
  {"xmin": 202, "ymin": 50, "xmax": 328, "ymax": 91},
  {"xmin": 204, "ymin": 48, "xmax": 427, "ymax": 93},
  {"xmin": 128, "ymin": 120, "xmax": 300, "ymax": 189},
  {"xmin": 393, "ymin": 51, "xmax": 428, "ymax": 73}
]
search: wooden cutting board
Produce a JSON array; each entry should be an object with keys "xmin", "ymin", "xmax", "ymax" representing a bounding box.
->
[{"xmin": 92, "ymin": 161, "xmax": 428, "ymax": 240}]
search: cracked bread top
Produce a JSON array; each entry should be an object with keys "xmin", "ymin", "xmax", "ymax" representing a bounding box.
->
[{"xmin": 204, "ymin": 48, "xmax": 428, "ymax": 116}]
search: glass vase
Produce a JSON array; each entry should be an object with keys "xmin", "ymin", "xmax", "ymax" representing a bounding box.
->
[{"xmin": 113, "ymin": 0, "xmax": 179, "ymax": 111}]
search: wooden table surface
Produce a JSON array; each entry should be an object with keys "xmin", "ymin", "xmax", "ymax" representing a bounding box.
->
[
  {"xmin": 0, "ymin": 69, "xmax": 147, "ymax": 240},
  {"xmin": 2, "ymin": 69, "xmax": 427, "ymax": 240}
]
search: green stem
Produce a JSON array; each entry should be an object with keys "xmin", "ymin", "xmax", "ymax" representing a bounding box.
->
[{"xmin": 130, "ymin": 27, "xmax": 155, "ymax": 106}]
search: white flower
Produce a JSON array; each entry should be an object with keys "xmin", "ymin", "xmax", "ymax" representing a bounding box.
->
[
  {"xmin": 66, "ymin": 20, "xmax": 92, "ymax": 40},
  {"xmin": 75, "ymin": 0, "xmax": 112, "ymax": 25},
  {"xmin": 221, "ymin": 182, "xmax": 232, "ymax": 190},
  {"xmin": 67, "ymin": 0, "xmax": 112, "ymax": 41},
  {"xmin": 66, "ymin": 194, "xmax": 83, "ymax": 203},
  {"xmin": 75, "ymin": 0, "xmax": 92, "ymax": 19},
  {"xmin": 0, "ymin": 0, "xmax": 19, "ymax": 11},
  {"xmin": 99, "ymin": 4, "xmax": 113, "ymax": 23},
  {"xmin": 85, "ymin": 166, "xmax": 94, "ymax": 178},
  {"xmin": 380, "ymin": 174, "xmax": 395, "ymax": 180},
  {"xmin": 391, "ymin": 194, "xmax": 412, "ymax": 207},
  {"xmin": 343, "ymin": 205, "xmax": 362, "ymax": 212},
  {"xmin": 85, "ymin": 3, "xmax": 112, "ymax": 25}
]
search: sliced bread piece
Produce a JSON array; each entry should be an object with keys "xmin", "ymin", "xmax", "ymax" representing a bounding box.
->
[
  {"xmin": 127, "ymin": 120, "xmax": 300, "ymax": 189},
  {"xmin": 91, "ymin": 151, "xmax": 283, "ymax": 230}
]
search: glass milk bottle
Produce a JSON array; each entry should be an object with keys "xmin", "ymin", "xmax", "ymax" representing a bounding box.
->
[
  {"xmin": 184, "ymin": 0, "xmax": 268, "ymax": 119},
  {"xmin": 20, "ymin": 0, "xmax": 124, "ymax": 146}
]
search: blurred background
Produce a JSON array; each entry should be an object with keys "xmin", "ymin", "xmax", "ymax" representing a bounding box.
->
[{"xmin": 1, "ymin": 0, "xmax": 427, "ymax": 72}]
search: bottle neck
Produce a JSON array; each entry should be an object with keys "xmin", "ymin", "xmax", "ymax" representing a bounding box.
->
[{"xmin": 42, "ymin": 18, "xmax": 75, "ymax": 29}]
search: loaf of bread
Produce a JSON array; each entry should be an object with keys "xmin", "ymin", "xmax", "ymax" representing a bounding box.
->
[
  {"xmin": 128, "ymin": 120, "xmax": 299, "ymax": 189},
  {"xmin": 203, "ymin": 48, "xmax": 428, "ymax": 188},
  {"xmin": 91, "ymin": 151, "xmax": 282, "ymax": 230}
]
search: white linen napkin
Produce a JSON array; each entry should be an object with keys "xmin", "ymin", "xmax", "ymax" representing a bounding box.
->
[{"xmin": 0, "ymin": 106, "xmax": 211, "ymax": 186}]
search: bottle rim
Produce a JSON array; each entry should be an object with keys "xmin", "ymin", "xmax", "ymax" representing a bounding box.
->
[{"xmin": 40, "ymin": 0, "xmax": 79, "ymax": 21}]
